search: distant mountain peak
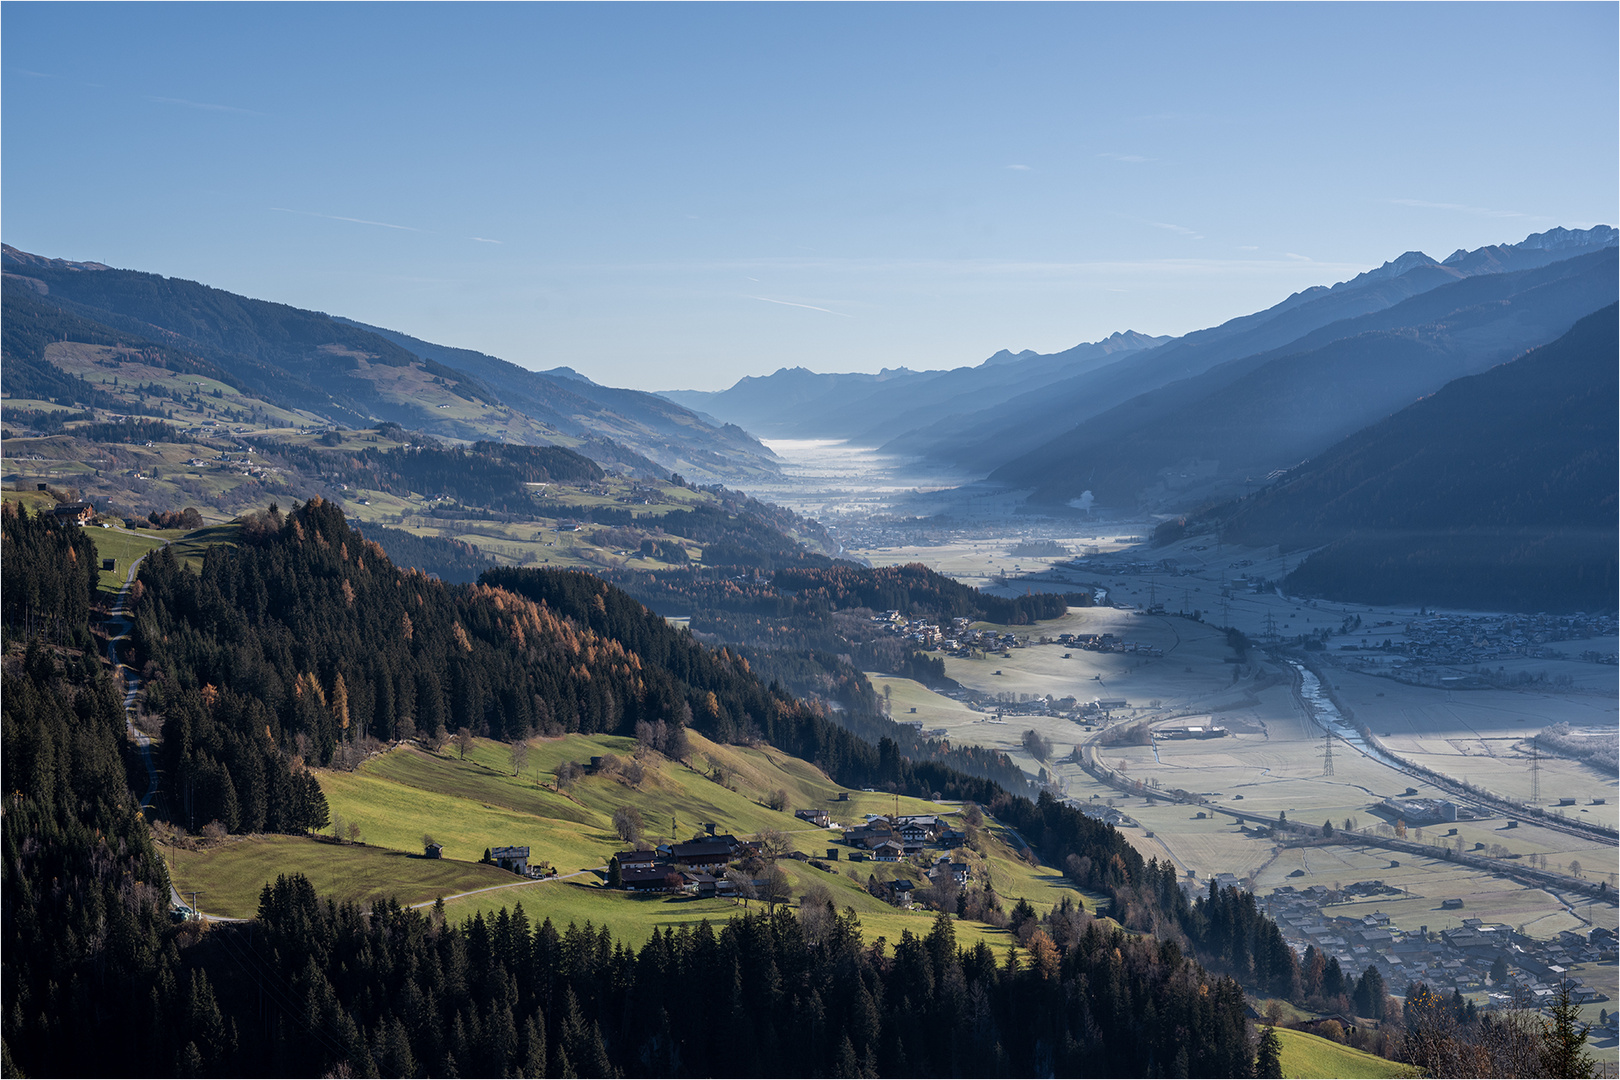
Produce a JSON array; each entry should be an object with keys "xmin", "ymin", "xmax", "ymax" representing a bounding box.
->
[
  {"xmin": 982, "ymin": 348, "xmax": 1040, "ymax": 366},
  {"xmin": 1334, "ymin": 250, "xmax": 1439, "ymax": 291},
  {"xmin": 1444, "ymin": 224, "xmax": 1618, "ymax": 263},
  {"xmin": 543, "ymin": 366, "xmax": 597, "ymax": 385},
  {"xmin": 979, "ymin": 331, "xmax": 1165, "ymax": 369}
]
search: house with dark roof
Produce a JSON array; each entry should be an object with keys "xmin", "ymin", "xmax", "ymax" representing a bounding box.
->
[
  {"xmin": 621, "ymin": 864, "xmax": 685, "ymax": 891},
  {"xmin": 489, "ymin": 846, "xmax": 530, "ymax": 875}
]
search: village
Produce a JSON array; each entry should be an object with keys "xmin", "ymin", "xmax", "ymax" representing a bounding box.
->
[
  {"xmin": 604, "ymin": 807, "xmax": 974, "ymax": 912},
  {"xmin": 1252, "ymin": 878, "xmax": 1617, "ymax": 1040}
]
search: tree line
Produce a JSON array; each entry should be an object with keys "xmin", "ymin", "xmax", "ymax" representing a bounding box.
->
[
  {"xmin": 266, "ymin": 440, "xmax": 603, "ymax": 513},
  {"xmin": 1, "ymin": 500, "xmax": 100, "ymax": 646},
  {"xmin": 773, "ymin": 563, "xmax": 1088, "ymax": 625},
  {"xmin": 196, "ymin": 877, "xmax": 1260, "ymax": 1078}
]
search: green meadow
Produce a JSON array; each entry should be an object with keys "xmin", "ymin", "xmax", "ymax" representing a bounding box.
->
[
  {"xmin": 166, "ymin": 727, "xmax": 1104, "ymax": 946},
  {"xmin": 162, "ymin": 834, "xmax": 511, "ymax": 917},
  {"xmin": 1273, "ymin": 1028, "xmax": 1419, "ymax": 1079}
]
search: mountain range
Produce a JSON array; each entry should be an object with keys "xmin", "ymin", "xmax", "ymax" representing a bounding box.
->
[
  {"xmin": 659, "ymin": 329, "xmax": 1171, "ymax": 443},
  {"xmin": 667, "ymin": 226, "xmax": 1617, "ymax": 512},
  {"xmin": 1, "ymin": 245, "xmax": 779, "ymax": 484},
  {"xmin": 989, "ymin": 245, "xmax": 1618, "ymax": 507}
]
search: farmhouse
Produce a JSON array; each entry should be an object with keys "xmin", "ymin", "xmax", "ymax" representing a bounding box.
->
[
  {"xmin": 50, "ymin": 502, "xmax": 96, "ymax": 525},
  {"xmin": 621, "ymin": 864, "xmax": 685, "ymax": 892},
  {"xmin": 489, "ymin": 845, "xmax": 530, "ymax": 875}
]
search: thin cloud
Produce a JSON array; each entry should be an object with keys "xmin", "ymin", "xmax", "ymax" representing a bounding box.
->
[
  {"xmin": 1097, "ymin": 152, "xmax": 1150, "ymax": 163},
  {"xmin": 470, "ymin": 236, "xmax": 502, "ymax": 244},
  {"xmin": 1237, "ymin": 245, "xmax": 1260, "ymax": 252},
  {"xmin": 1384, "ymin": 197, "xmax": 1526, "ymax": 220},
  {"xmin": 271, "ymin": 207, "xmax": 421, "ymax": 232},
  {"xmin": 1152, "ymin": 222, "xmax": 1204, "ymax": 240},
  {"xmin": 1284, "ymin": 252, "xmax": 1312, "ymax": 261},
  {"xmin": 149, "ymin": 95, "xmax": 263, "ymax": 116},
  {"xmin": 753, "ymin": 296, "xmax": 852, "ymax": 318},
  {"xmin": 1006, "ymin": 164, "xmax": 1033, "ymax": 171}
]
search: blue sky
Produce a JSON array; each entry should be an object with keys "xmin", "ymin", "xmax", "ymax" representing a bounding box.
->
[{"xmin": 5, "ymin": 3, "xmax": 1615, "ymax": 390}]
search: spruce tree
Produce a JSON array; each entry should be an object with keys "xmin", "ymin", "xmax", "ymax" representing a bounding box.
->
[{"xmin": 1255, "ymin": 1025, "xmax": 1283, "ymax": 1079}]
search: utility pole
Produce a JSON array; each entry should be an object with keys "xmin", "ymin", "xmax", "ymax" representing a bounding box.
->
[
  {"xmin": 1529, "ymin": 741, "xmax": 1540, "ymax": 804},
  {"xmin": 1322, "ymin": 727, "xmax": 1334, "ymax": 776}
]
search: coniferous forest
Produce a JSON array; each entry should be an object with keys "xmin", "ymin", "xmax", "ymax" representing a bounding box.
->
[{"xmin": 2, "ymin": 496, "xmax": 1286, "ymax": 1076}]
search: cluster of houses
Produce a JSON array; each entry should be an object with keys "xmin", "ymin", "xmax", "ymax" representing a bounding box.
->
[
  {"xmin": 840, "ymin": 813, "xmax": 965, "ymax": 862},
  {"xmin": 870, "ymin": 612, "xmax": 1020, "ymax": 656},
  {"xmin": 1052, "ymin": 631, "xmax": 1162, "ymax": 658},
  {"xmin": 613, "ymin": 832, "xmax": 760, "ymax": 896},
  {"xmin": 1334, "ymin": 610, "xmax": 1620, "ymax": 681},
  {"xmin": 1255, "ymin": 881, "xmax": 1615, "ymax": 1008},
  {"xmin": 864, "ymin": 854, "xmax": 973, "ymax": 910}
]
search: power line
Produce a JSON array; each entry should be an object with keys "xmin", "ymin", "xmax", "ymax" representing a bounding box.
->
[{"xmin": 1530, "ymin": 740, "xmax": 1540, "ymax": 804}]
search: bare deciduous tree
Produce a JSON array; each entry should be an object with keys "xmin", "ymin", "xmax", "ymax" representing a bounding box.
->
[
  {"xmin": 613, "ymin": 805, "xmax": 645, "ymax": 843},
  {"xmin": 759, "ymin": 865, "xmax": 791, "ymax": 912},
  {"xmin": 724, "ymin": 868, "xmax": 756, "ymax": 907}
]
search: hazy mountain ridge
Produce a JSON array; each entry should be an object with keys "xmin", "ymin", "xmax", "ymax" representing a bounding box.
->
[
  {"xmin": 1, "ymin": 245, "xmax": 778, "ymax": 483},
  {"xmin": 332, "ymin": 317, "xmax": 782, "ymax": 482},
  {"xmin": 659, "ymin": 329, "xmax": 1169, "ymax": 441},
  {"xmin": 988, "ymin": 247, "xmax": 1618, "ymax": 507},
  {"xmin": 882, "ymin": 227, "xmax": 1618, "ymax": 472},
  {"xmin": 1211, "ymin": 304, "xmax": 1618, "ymax": 612}
]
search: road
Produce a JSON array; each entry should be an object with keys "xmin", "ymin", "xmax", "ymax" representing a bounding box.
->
[
  {"xmin": 100, "ymin": 542, "xmax": 213, "ymax": 917},
  {"xmin": 104, "ymin": 546, "xmax": 162, "ymax": 811}
]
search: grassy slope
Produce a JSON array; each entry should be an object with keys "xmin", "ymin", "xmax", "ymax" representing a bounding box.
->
[
  {"xmin": 169, "ymin": 729, "xmax": 1098, "ymax": 952},
  {"xmin": 1273, "ymin": 1028, "xmax": 1418, "ymax": 1079},
  {"xmin": 162, "ymin": 835, "xmax": 512, "ymax": 917}
]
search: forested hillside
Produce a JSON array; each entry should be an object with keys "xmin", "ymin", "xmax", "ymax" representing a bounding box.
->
[
  {"xmin": 1213, "ymin": 304, "xmax": 1618, "ymax": 611},
  {"xmin": 1, "ymin": 503, "xmax": 214, "ymax": 1077},
  {"xmin": 130, "ymin": 498, "xmax": 1027, "ymax": 833},
  {"xmin": 3, "ymin": 494, "xmax": 1310, "ymax": 1077}
]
